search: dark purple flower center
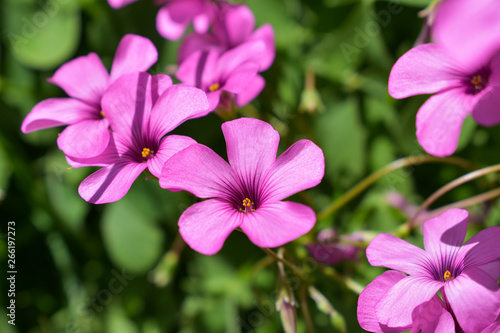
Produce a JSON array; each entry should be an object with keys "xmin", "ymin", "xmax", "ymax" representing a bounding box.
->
[
  {"xmin": 239, "ymin": 197, "xmax": 256, "ymax": 213},
  {"xmin": 465, "ymin": 68, "xmax": 490, "ymax": 94}
]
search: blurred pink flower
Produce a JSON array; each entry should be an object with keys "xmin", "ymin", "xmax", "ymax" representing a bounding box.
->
[
  {"xmin": 21, "ymin": 34, "xmax": 158, "ymax": 159},
  {"xmin": 160, "ymin": 118, "xmax": 325, "ymax": 255},
  {"xmin": 358, "ymin": 208, "xmax": 500, "ymax": 332},
  {"xmin": 389, "ymin": 43, "xmax": 500, "ymax": 157},
  {"xmin": 176, "ymin": 4, "xmax": 275, "ymax": 111},
  {"xmin": 306, "ymin": 229, "xmax": 362, "ymax": 266},
  {"xmin": 69, "ymin": 72, "xmax": 209, "ymax": 204}
]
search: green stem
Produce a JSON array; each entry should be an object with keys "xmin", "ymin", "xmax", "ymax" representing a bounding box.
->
[
  {"xmin": 317, "ymin": 155, "xmax": 476, "ymax": 221},
  {"xmin": 407, "ymin": 163, "xmax": 500, "ymax": 227},
  {"xmin": 261, "ymin": 247, "xmax": 308, "ymax": 282},
  {"xmin": 320, "ymin": 266, "xmax": 365, "ymax": 295}
]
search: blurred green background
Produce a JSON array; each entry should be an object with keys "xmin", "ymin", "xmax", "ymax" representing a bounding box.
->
[{"xmin": 2, "ymin": 0, "xmax": 500, "ymax": 332}]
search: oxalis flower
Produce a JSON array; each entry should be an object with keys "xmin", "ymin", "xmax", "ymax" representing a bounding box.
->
[
  {"xmin": 68, "ymin": 72, "xmax": 209, "ymax": 204},
  {"xmin": 357, "ymin": 208, "xmax": 500, "ymax": 332},
  {"xmin": 21, "ymin": 34, "xmax": 158, "ymax": 159},
  {"xmin": 389, "ymin": 43, "xmax": 500, "ymax": 157},
  {"xmin": 160, "ymin": 118, "xmax": 325, "ymax": 255}
]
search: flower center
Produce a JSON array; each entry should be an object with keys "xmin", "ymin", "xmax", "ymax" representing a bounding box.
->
[
  {"xmin": 239, "ymin": 198, "xmax": 255, "ymax": 214},
  {"xmin": 443, "ymin": 270, "xmax": 452, "ymax": 282},
  {"xmin": 209, "ymin": 83, "xmax": 220, "ymax": 92},
  {"xmin": 142, "ymin": 147, "xmax": 154, "ymax": 160},
  {"xmin": 100, "ymin": 110, "xmax": 105, "ymax": 118},
  {"xmin": 467, "ymin": 68, "xmax": 490, "ymax": 94}
]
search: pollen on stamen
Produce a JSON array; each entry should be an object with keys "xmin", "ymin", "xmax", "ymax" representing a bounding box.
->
[
  {"xmin": 142, "ymin": 148, "xmax": 151, "ymax": 158},
  {"xmin": 240, "ymin": 198, "xmax": 255, "ymax": 213},
  {"xmin": 209, "ymin": 83, "xmax": 220, "ymax": 92},
  {"xmin": 444, "ymin": 270, "xmax": 452, "ymax": 281},
  {"xmin": 100, "ymin": 110, "xmax": 105, "ymax": 118}
]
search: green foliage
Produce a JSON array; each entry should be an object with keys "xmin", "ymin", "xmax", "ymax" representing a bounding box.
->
[{"xmin": 1, "ymin": 0, "xmax": 499, "ymax": 332}]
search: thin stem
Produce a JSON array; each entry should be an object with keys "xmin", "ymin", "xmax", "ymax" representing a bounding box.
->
[
  {"xmin": 317, "ymin": 155, "xmax": 476, "ymax": 221},
  {"xmin": 261, "ymin": 247, "xmax": 308, "ymax": 282},
  {"xmin": 300, "ymin": 286, "xmax": 316, "ymax": 333},
  {"xmin": 407, "ymin": 163, "xmax": 500, "ymax": 227},
  {"xmin": 320, "ymin": 266, "xmax": 365, "ymax": 295}
]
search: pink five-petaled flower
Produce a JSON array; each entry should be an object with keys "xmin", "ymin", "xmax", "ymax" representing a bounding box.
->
[
  {"xmin": 388, "ymin": 43, "xmax": 500, "ymax": 157},
  {"xmin": 21, "ymin": 34, "xmax": 158, "ymax": 159},
  {"xmin": 176, "ymin": 44, "xmax": 265, "ymax": 112},
  {"xmin": 68, "ymin": 72, "xmax": 209, "ymax": 204},
  {"xmin": 357, "ymin": 208, "xmax": 500, "ymax": 332},
  {"xmin": 160, "ymin": 118, "xmax": 325, "ymax": 255}
]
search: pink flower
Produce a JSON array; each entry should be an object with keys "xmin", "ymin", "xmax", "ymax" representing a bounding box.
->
[
  {"xmin": 160, "ymin": 118, "xmax": 325, "ymax": 255},
  {"xmin": 176, "ymin": 5, "xmax": 275, "ymax": 111},
  {"xmin": 21, "ymin": 34, "xmax": 158, "ymax": 159},
  {"xmin": 178, "ymin": 4, "xmax": 275, "ymax": 68},
  {"xmin": 156, "ymin": 0, "xmax": 220, "ymax": 40},
  {"xmin": 306, "ymin": 229, "xmax": 363, "ymax": 266},
  {"xmin": 107, "ymin": 0, "xmax": 138, "ymax": 9},
  {"xmin": 388, "ymin": 44, "xmax": 500, "ymax": 157},
  {"xmin": 357, "ymin": 209, "xmax": 500, "ymax": 332},
  {"xmin": 69, "ymin": 72, "xmax": 209, "ymax": 204},
  {"xmin": 176, "ymin": 45, "xmax": 265, "ymax": 111}
]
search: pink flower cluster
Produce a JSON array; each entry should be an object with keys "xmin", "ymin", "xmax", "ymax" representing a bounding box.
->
[
  {"xmin": 107, "ymin": 0, "xmax": 275, "ymax": 114},
  {"xmin": 389, "ymin": 0, "xmax": 500, "ymax": 157},
  {"xmin": 358, "ymin": 209, "xmax": 500, "ymax": 332},
  {"xmin": 21, "ymin": 4, "xmax": 321, "ymax": 255}
]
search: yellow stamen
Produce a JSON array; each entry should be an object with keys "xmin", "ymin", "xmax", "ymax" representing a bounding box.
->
[
  {"xmin": 100, "ymin": 110, "xmax": 105, "ymax": 118},
  {"xmin": 444, "ymin": 270, "xmax": 452, "ymax": 281},
  {"xmin": 471, "ymin": 75, "xmax": 483, "ymax": 87},
  {"xmin": 142, "ymin": 148, "xmax": 151, "ymax": 158},
  {"xmin": 243, "ymin": 198, "xmax": 252, "ymax": 207},
  {"xmin": 209, "ymin": 83, "xmax": 220, "ymax": 92}
]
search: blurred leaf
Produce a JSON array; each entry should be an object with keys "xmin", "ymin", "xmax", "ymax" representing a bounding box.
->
[
  {"xmin": 315, "ymin": 98, "xmax": 366, "ymax": 188},
  {"xmin": 456, "ymin": 115, "xmax": 476, "ymax": 152},
  {"xmin": 377, "ymin": 0, "xmax": 433, "ymax": 7},
  {"xmin": 106, "ymin": 305, "xmax": 139, "ymax": 333},
  {"xmin": 4, "ymin": 0, "xmax": 81, "ymax": 69},
  {"xmin": 102, "ymin": 193, "xmax": 164, "ymax": 274}
]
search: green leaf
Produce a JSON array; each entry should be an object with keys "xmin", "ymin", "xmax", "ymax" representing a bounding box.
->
[
  {"xmin": 4, "ymin": 0, "xmax": 81, "ymax": 70},
  {"xmin": 315, "ymin": 98, "xmax": 366, "ymax": 188},
  {"xmin": 101, "ymin": 193, "xmax": 164, "ymax": 274}
]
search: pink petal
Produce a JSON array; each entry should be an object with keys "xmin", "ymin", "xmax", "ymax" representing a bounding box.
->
[
  {"xmin": 160, "ymin": 143, "xmax": 237, "ymax": 199},
  {"xmin": 423, "ymin": 208, "xmax": 468, "ymax": 267},
  {"xmin": 65, "ymin": 134, "xmax": 120, "ymax": 168},
  {"xmin": 206, "ymin": 90, "xmax": 223, "ymax": 111},
  {"xmin": 48, "ymin": 53, "xmax": 109, "ymax": 107},
  {"xmin": 156, "ymin": 2, "xmax": 195, "ymax": 41},
  {"xmin": 21, "ymin": 98, "xmax": 97, "ymax": 133},
  {"xmin": 416, "ymin": 88, "xmax": 476, "ymax": 157},
  {"xmin": 57, "ymin": 119, "xmax": 110, "ymax": 158},
  {"xmin": 147, "ymin": 135, "xmax": 196, "ymax": 178},
  {"xmin": 445, "ymin": 267, "xmax": 500, "ymax": 333},
  {"xmin": 472, "ymin": 86, "xmax": 500, "ymax": 126},
  {"xmin": 482, "ymin": 320, "xmax": 500, "ymax": 333},
  {"xmin": 217, "ymin": 40, "xmax": 267, "ymax": 79},
  {"xmin": 458, "ymin": 226, "xmax": 500, "ymax": 270},
  {"xmin": 263, "ymin": 139, "xmax": 324, "ymax": 202},
  {"xmin": 388, "ymin": 43, "xmax": 464, "ymax": 99},
  {"xmin": 222, "ymin": 62, "xmax": 260, "ymax": 94},
  {"xmin": 178, "ymin": 199, "xmax": 243, "ymax": 255},
  {"xmin": 239, "ymin": 201, "xmax": 316, "ymax": 248},
  {"xmin": 177, "ymin": 32, "xmax": 221, "ymax": 64},
  {"xmin": 176, "ymin": 50, "xmax": 219, "ymax": 89},
  {"xmin": 222, "ymin": 117, "xmax": 279, "ymax": 185},
  {"xmin": 478, "ymin": 260, "xmax": 500, "ymax": 281},
  {"xmin": 78, "ymin": 162, "xmax": 147, "ymax": 204},
  {"xmin": 247, "ymin": 24, "xmax": 276, "ymax": 71},
  {"xmin": 102, "ymin": 72, "xmax": 172, "ymax": 142},
  {"xmin": 366, "ymin": 233, "xmax": 431, "ymax": 276},
  {"xmin": 109, "ymin": 34, "xmax": 158, "ymax": 83},
  {"xmin": 375, "ymin": 276, "xmax": 443, "ymax": 329},
  {"xmin": 410, "ymin": 300, "xmax": 455, "ymax": 333},
  {"xmin": 214, "ymin": 4, "xmax": 255, "ymax": 47},
  {"xmin": 149, "ymin": 85, "xmax": 210, "ymax": 140},
  {"xmin": 235, "ymin": 74, "xmax": 265, "ymax": 107},
  {"xmin": 432, "ymin": 0, "xmax": 500, "ymax": 70},
  {"xmin": 357, "ymin": 270, "xmax": 408, "ymax": 333},
  {"xmin": 107, "ymin": 0, "xmax": 138, "ymax": 9}
]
